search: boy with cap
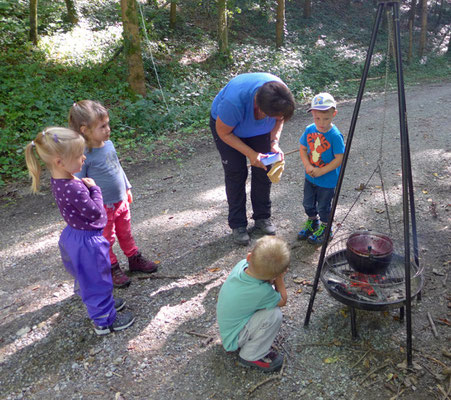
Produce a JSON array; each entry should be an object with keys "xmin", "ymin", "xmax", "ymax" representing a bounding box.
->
[
  {"xmin": 216, "ymin": 235, "xmax": 289, "ymax": 372},
  {"xmin": 297, "ymin": 93, "xmax": 345, "ymax": 245}
]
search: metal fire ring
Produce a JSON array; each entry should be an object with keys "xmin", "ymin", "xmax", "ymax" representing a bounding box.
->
[{"xmin": 320, "ymin": 236, "xmax": 424, "ymax": 312}]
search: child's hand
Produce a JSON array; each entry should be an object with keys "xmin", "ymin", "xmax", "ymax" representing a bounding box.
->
[
  {"xmin": 305, "ymin": 164, "xmax": 315, "ymax": 175},
  {"xmin": 127, "ymin": 189, "xmax": 133, "ymax": 204},
  {"xmin": 81, "ymin": 177, "xmax": 96, "ymax": 188},
  {"xmin": 310, "ymin": 167, "xmax": 325, "ymax": 178}
]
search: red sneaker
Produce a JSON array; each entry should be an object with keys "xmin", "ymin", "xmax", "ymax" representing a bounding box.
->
[
  {"xmin": 128, "ymin": 251, "xmax": 158, "ymax": 274},
  {"xmin": 111, "ymin": 262, "xmax": 131, "ymax": 288},
  {"xmin": 238, "ymin": 351, "xmax": 284, "ymax": 372}
]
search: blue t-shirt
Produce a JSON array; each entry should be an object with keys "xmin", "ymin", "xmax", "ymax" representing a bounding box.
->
[
  {"xmin": 75, "ymin": 140, "xmax": 131, "ymax": 205},
  {"xmin": 299, "ymin": 123, "xmax": 345, "ymax": 188},
  {"xmin": 211, "ymin": 73, "xmax": 283, "ymax": 138},
  {"xmin": 216, "ymin": 259, "xmax": 281, "ymax": 351}
]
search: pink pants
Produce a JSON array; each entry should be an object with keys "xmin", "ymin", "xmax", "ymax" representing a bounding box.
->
[{"xmin": 103, "ymin": 201, "xmax": 138, "ymax": 265}]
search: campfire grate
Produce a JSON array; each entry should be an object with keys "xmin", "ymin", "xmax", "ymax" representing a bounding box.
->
[{"xmin": 321, "ymin": 236, "xmax": 424, "ymax": 312}]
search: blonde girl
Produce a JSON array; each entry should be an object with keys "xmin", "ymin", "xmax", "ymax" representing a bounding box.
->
[
  {"xmin": 69, "ymin": 100, "xmax": 158, "ymax": 289},
  {"xmin": 25, "ymin": 127, "xmax": 134, "ymax": 335}
]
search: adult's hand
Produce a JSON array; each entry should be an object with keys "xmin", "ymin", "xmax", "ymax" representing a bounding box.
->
[
  {"xmin": 270, "ymin": 141, "xmax": 284, "ymax": 160},
  {"xmin": 216, "ymin": 117, "xmax": 267, "ymax": 170},
  {"xmin": 249, "ymin": 151, "xmax": 267, "ymax": 170}
]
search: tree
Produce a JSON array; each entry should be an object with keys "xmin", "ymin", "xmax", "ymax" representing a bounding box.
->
[
  {"xmin": 120, "ymin": 0, "xmax": 147, "ymax": 97},
  {"xmin": 29, "ymin": 0, "xmax": 38, "ymax": 45},
  {"xmin": 218, "ymin": 0, "xmax": 228, "ymax": 54},
  {"xmin": 304, "ymin": 0, "xmax": 311, "ymax": 18},
  {"xmin": 64, "ymin": 0, "xmax": 78, "ymax": 24},
  {"xmin": 418, "ymin": 0, "xmax": 428, "ymax": 57},
  {"xmin": 169, "ymin": 0, "xmax": 176, "ymax": 29},
  {"xmin": 408, "ymin": 0, "xmax": 417, "ymax": 64},
  {"xmin": 276, "ymin": 0, "xmax": 285, "ymax": 48}
]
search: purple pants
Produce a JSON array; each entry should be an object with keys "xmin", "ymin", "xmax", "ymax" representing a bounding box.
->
[{"xmin": 59, "ymin": 226, "xmax": 116, "ymax": 327}]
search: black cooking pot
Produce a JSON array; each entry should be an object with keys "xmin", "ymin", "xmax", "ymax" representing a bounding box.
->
[{"xmin": 345, "ymin": 231, "xmax": 394, "ymax": 274}]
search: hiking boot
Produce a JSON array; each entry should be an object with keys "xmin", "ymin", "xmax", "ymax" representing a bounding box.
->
[
  {"xmin": 128, "ymin": 251, "xmax": 158, "ymax": 274},
  {"xmin": 297, "ymin": 218, "xmax": 320, "ymax": 240},
  {"xmin": 93, "ymin": 311, "xmax": 135, "ymax": 335},
  {"xmin": 232, "ymin": 227, "xmax": 250, "ymax": 245},
  {"xmin": 238, "ymin": 351, "xmax": 284, "ymax": 372},
  {"xmin": 254, "ymin": 219, "xmax": 276, "ymax": 235},
  {"xmin": 114, "ymin": 297, "xmax": 126, "ymax": 312},
  {"xmin": 111, "ymin": 262, "xmax": 131, "ymax": 288},
  {"xmin": 307, "ymin": 223, "xmax": 333, "ymax": 245}
]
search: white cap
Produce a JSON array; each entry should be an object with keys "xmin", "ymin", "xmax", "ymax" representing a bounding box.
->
[{"xmin": 308, "ymin": 92, "xmax": 336, "ymax": 112}]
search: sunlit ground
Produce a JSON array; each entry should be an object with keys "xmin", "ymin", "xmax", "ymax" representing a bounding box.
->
[{"xmin": 38, "ymin": 20, "xmax": 122, "ymax": 65}]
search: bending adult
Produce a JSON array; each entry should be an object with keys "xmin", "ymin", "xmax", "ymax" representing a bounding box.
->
[{"xmin": 210, "ymin": 72, "xmax": 295, "ymax": 245}]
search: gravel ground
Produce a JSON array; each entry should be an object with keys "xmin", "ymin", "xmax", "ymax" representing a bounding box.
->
[{"xmin": 0, "ymin": 82, "xmax": 450, "ymax": 400}]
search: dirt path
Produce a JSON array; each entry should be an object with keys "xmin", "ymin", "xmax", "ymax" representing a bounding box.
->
[{"xmin": 1, "ymin": 82, "xmax": 450, "ymax": 400}]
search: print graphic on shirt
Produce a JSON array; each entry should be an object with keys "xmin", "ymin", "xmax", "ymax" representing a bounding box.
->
[
  {"xmin": 105, "ymin": 151, "xmax": 121, "ymax": 173},
  {"xmin": 307, "ymin": 132, "xmax": 331, "ymax": 168}
]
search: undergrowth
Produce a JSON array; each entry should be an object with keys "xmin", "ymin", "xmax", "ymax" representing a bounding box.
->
[{"xmin": 0, "ymin": 0, "xmax": 449, "ymax": 187}]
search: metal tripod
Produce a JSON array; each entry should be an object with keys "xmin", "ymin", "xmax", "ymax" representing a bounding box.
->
[{"xmin": 303, "ymin": 0, "xmax": 420, "ymax": 367}]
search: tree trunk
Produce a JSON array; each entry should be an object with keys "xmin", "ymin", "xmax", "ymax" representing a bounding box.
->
[
  {"xmin": 218, "ymin": 0, "xmax": 228, "ymax": 54},
  {"xmin": 169, "ymin": 1, "xmax": 176, "ymax": 29},
  {"xmin": 276, "ymin": 0, "xmax": 285, "ymax": 48},
  {"xmin": 120, "ymin": 0, "xmax": 147, "ymax": 97},
  {"xmin": 29, "ymin": 0, "xmax": 38, "ymax": 45},
  {"xmin": 408, "ymin": 0, "xmax": 416, "ymax": 64},
  {"xmin": 418, "ymin": 0, "xmax": 428, "ymax": 57},
  {"xmin": 303, "ymin": 0, "xmax": 311, "ymax": 18},
  {"xmin": 64, "ymin": 0, "xmax": 78, "ymax": 24}
]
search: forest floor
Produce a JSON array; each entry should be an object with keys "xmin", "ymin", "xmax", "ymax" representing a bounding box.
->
[{"xmin": 0, "ymin": 82, "xmax": 450, "ymax": 400}]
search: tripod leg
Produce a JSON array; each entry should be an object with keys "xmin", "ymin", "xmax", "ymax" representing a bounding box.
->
[{"xmin": 304, "ymin": 1, "xmax": 387, "ymax": 327}]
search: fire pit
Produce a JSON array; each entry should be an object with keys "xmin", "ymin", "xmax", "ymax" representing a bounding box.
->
[{"xmin": 320, "ymin": 236, "xmax": 424, "ymax": 338}]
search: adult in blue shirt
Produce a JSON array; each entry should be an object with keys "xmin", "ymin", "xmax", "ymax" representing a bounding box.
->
[{"xmin": 210, "ymin": 73, "xmax": 295, "ymax": 245}]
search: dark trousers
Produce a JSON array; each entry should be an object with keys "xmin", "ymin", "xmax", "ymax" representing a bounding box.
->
[
  {"xmin": 210, "ymin": 116, "xmax": 272, "ymax": 229},
  {"xmin": 303, "ymin": 178, "xmax": 335, "ymax": 224}
]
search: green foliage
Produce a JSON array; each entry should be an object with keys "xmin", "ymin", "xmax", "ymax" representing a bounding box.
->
[{"xmin": 0, "ymin": 0, "xmax": 449, "ymax": 187}]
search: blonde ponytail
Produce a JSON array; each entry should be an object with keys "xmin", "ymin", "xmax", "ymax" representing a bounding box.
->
[{"xmin": 24, "ymin": 141, "xmax": 42, "ymax": 193}]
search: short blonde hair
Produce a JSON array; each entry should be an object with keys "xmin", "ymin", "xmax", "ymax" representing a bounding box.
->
[
  {"xmin": 250, "ymin": 236, "xmax": 290, "ymax": 280},
  {"xmin": 24, "ymin": 127, "xmax": 85, "ymax": 193}
]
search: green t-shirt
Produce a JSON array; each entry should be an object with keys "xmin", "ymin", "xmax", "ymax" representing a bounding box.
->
[{"xmin": 216, "ymin": 259, "xmax": 281, "ymax": 351}]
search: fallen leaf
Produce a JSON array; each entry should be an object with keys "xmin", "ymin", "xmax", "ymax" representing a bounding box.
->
[
  {"xmin": 433, "ymin": 172, "xmax": 439, "ymax": 177},
  {"xmin": 324, "ymin": 356, "xmax": 340, "ymax": 364},
  {"xmin": 386, "ymin": 372, "xmax": 394, "ymax": 381},
  {"xmin": 432, "ymin": 268, "xmax": 445, "ymax": 276},
  {"xmin": 375, "ymin": 209, "xmax": 385, "ymax": 214},
  {"xmin": 422, "ymin": 189, "xmax": 428, "ymax": 194},
  {"xmin": 208, "ymin": 267, "xmax": 220, "ymax": 272}
]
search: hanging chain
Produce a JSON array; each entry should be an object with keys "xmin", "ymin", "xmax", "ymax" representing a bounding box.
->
[
  {"xmin": 377, "ymin": 8, "xmax": 394, "ymax": 237},
  {"xmin": 335, "ymin": 9, "xmax": 395, "ymax": 237}
]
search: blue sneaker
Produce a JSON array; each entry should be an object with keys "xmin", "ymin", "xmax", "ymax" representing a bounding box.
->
[
  {"xmin": 297, "ymin": 218, "xmax": 320, "ymax": 240},
  {"xmin": 307, "ymin": 223, "xmax": 333, "ymax": 245},
  {"xmin": 94, "ymin": 311, "xmax": 135, "ymax": 336}
]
